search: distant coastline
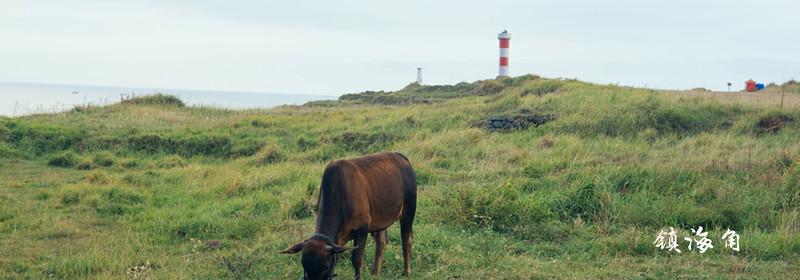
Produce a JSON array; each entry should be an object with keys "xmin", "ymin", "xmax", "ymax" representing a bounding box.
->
[{"xmin": 0, "ymin": 82, "xmax": 338, "ymax": 117}]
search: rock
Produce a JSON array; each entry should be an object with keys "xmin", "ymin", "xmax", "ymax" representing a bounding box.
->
[{"xmin": 481, "ymin": 113, "xmax": 555, "ymax": 132}]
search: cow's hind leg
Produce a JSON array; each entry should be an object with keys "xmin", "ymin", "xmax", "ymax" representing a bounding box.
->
[
  {"xmin": 351, "ymin": 229, "xmax": 368, "ymax": 280},
  {"xmin": 400, "ymin": 195, "xmax": 416, "ymax": 276},
  {"xmin": 371, "ymin": 230, "xmax": 387, "ymax": 276}
]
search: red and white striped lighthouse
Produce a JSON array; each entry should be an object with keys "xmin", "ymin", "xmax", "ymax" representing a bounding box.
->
[{"xmin": 498, "ymin": 30, "xmax": 511, "ymax": 77}]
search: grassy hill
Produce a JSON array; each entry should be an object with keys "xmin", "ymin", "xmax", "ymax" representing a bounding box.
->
[{"xmin": 1, "ymin": 76, "xmax": 799, "ymax": 279}]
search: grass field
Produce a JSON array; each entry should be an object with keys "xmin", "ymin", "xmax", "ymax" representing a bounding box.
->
[{"xmin": 1, "ymin": 76, "xmax": 799, "ymax": 279}]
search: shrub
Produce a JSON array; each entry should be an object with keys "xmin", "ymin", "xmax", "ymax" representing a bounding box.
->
[
  {"xmin": 122, "ymin": 94, "xmax": 185, "ymax": 107},
  {"xmin": 84, "ymin": 136, "xmax": 124, "ymax": 151},
  {"xmin": 732, "ymin": 111, "xmax": 796, "ymax": 136},
  {"xmin": 0, "ymin": 123, "xmax": 10, "ymax": 142},
  {"xmin": 520, "ymin": 80, "xmax": 563, "ymax": 97},
  {"xmin": 48, "ymin": 151, "xmax": 79, "ymax": 168},
  {"xmin": 229, "ymin": 138, "xmax": 264, "ymax": 158},
  {"xmin": 0, "ymin": 143, "xmax": 22, "ymax": 158},
  {"xmin": 120, "ymin": 159, "xmax": 140, "ymax": 169},
  {"xmin": 84, "ymin": 171, "xmax": 110, "ymax": 185},
  {"xmin": 472, "ymin": 80, "xmax": 506, "ymax": 96},
  {"xmin": 7, "ymin": 122, "xmax": 84, "ymax": 155},
  {"xmin": 339, "ymin": 90, "xmax": 384, "ymax": 101},
  {"xmin": 328, "ymin": 131, "xmax": 397, "ymax": 154},
  {"xmin": 127, "ymin": 134, "xmax": 175, "ymax": 154},
  {"xmin": 127, "ymin": 133, "xmax": 232, "ymax": 157},
  {"xmin": 92, "ymin": 152, "xmax": 115, "ymax": 167},
  {"xmin": 295, "ymin": 137, "xmax": 317, "ymax": 151},
  {"xmin": 370, "ymin": 95, "xmax": 414, "ymax": 105},
  {"xmin": 755, "ymin": 111, "xmax": 794, "ymax": 135},
  {"xmin": 509, "ymin": 74, "xmax": 541, "ymax": 86},
  {"xmin": 76, "ymin": 160, "xmax": 95, "ymax": 170},
  {"xmin": 60, "ymin": 190, "xmax": 81, "ymax": 206},
  {"xmin": 252, "ymin": 144, "xmax": 285, "ymax": 166},
  {"xmin": 176, "ymin": 134, "xmax": 231, "ymax": 157},
  {"xmin": 303, "ymin": 100, "xmax": 340, "ymax": 107},
  {"xmin": 650, "ymin": 108, "xmax": 699, "ymax": 134}
]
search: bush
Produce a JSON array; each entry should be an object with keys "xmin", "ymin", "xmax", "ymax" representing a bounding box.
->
[
  {"xmin": 176, "ymin": 134, "xmax": 231, "ymax": 157},
  {"xmin": 84, "ymin": 136, "xmax": 124, "ymax": 151},
  {"xmin": 127, "ymin": 133, "xmax": 232, "ymax": 157},
  {"xmin": 120, "ymin": 159, "xmax": 141, "ymax": 169},
  {"xmin": 295, "ymin": 137, "xmax": 317, "ymax": 151},
  {"xmin": 7, "ymin": 122, "xmax": 84, "ymax": 155},
  {"xmin": 127, "ymin": 134, "xmax": 174, "ymax": 154},
  {"xmin": 472, "ymin": 80, "xmax": 506, "ymax": 96},
  {"xmin": 0, "ymin": 122, "xmax": 10, "ymax": 142},
  {"xmin": 252, "ymin": 144, "xmax": 285, "ymax": 166},
  {"xmin": 755, "ymin": 111, "xmax": 794, "ymax": 135},
  {"xmin": 732, "ymin": 111, "xmax": 796, "ymax": 136},
  {"xmin": 60, "ymin": 190, "xmax": 81, "ymax": 206},
  {"xmin": 229, "ymin": 138, "xmax": 264, "ymax": 158},
  {"xmin": 328, "ymin": 131, "xmax": 398, "ymax": 154},
  {"xmin": 76, "ymin": 159, "xmax": 95, "ymax": 170},
  {"xmin": 520, "ymin": 80, "xmax": 563, "ymax": 97},
  {"xmin": 48, "ymin": 151, "xmax": 79, "ymax": 168},
  {"xmin": 0, "ymin": 143, "xmax": 22, "ymax": 158},
  {"xmin": 92, "ymin": 152, "xmax": 115, "ymax": 167},
  {"xmin": 84, "ymin": 171, "xmax": 110, "ymax": 185},
  {"xmin": 650, "ymin": 108, "xmax": 700, "ymax": 134},
  {"xmin": 509, "ymin": 74, "xmax": 541, "ymax": 86},
  {"xmin": 122, "ymin": 94, "xmax": 185, "ymax": 107}
]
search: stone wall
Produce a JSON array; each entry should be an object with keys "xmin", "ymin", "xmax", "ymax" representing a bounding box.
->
[{"xmin": 480, "ymin": 114, "xmax": 554, "ymax": 132}]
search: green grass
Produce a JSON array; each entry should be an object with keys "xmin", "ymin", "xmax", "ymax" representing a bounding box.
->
[{"xmin": 1, "ymin": 77, "xmax": 800, "ymax": 279}]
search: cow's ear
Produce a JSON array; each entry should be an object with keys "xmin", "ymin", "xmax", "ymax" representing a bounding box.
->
[
  {"xmin": 329, "ymin": 245, "xmax": 356, "ymax": 254},
  {"xmin": 280, "ymin": 242, "xmax": 305, "ymax": 254}
]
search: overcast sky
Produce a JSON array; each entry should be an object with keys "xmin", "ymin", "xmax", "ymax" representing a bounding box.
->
[{"xmin": 2, "ymin": 0, "xmax": 798, "ymax": 95}]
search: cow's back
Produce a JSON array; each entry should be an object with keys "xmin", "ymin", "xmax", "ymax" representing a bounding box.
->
[{"xmin": 320, "ymin": 152, "xmax": 416, "ymax": 233}]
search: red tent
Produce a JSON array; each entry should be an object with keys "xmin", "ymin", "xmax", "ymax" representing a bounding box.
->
[{"xmin": 745, "ymin": 80, "xmax": 757, "ymax": 92}]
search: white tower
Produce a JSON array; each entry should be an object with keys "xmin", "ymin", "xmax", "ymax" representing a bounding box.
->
[{"xmin": 416, "ymin": 67, "xmax": 423, "ymax": 84}]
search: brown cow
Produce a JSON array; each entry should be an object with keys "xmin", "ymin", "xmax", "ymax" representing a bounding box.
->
[{"xmin": 281, "ymin": 152, "xmax": 417, "ymax": 280}]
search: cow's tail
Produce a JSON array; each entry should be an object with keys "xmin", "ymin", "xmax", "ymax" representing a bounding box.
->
[{"xmin": 398, "ymin": 151, "xmax": 417, "ymax": 276}]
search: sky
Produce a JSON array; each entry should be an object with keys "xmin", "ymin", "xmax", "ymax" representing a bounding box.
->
[{"xmin": 1, "ymin": 0, "xmax": 798, "ymax": 95}]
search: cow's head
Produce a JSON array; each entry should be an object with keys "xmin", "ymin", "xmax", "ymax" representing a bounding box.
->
[{"xmin": 281, "ymin": 235, "xmax": 355, "ymax": 280}]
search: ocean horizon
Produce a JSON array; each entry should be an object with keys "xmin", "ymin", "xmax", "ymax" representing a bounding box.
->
[{"xmin": 0, "ymin": 82, "xmax": 338, "ymax": 117}]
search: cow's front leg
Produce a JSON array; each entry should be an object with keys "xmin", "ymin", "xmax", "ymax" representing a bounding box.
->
[{"xmin": 351, "ymin": 229, "xmax": 368, "ymax": 280}]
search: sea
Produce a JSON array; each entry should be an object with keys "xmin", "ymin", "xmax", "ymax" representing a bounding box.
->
[{"xmin": 0, "ymin": 82, "xmax": 338, "ymax": 117}]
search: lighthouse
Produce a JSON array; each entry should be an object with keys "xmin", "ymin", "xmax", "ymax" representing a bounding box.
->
[{"xmin": 498, "ymin": 30, "xmax": 511, "ymax": 77}]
